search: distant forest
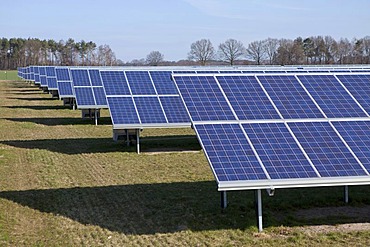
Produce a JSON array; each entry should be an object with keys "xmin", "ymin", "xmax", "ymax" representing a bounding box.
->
[{"xmin": 1, "ymin": 35, "xmax": 370, "ymax": 69}]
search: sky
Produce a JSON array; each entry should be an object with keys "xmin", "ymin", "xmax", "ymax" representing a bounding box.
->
[{"xmin": 1, "ymin": 0, "xmax": 370, "ymax": 62}]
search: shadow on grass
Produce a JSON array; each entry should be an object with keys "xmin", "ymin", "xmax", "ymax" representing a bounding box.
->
[
  {"xmin": 4, "ymin": 105, "xmax": 70, "ymax": 110},
  {"xmin": 0, "ymin": 182, "xmax": 251, "ymax": 234},
  {"xmin": 4, "ymin": 117, "xmax": 112, "ymax": 126},
  {"xmin": 7, "ymin": 97, "xmax": 56, "ymax": 101},
  {"xmin": 0, "ymin": 135, "xmax": 200, "ymax": 154},
  {"xmin": 1, "ymin": 185, "xmax": 370, "ymax": 234}
]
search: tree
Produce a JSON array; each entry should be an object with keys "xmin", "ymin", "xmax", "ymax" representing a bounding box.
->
[
  {"xmin": 246, "ymin": 40, "xmax": 266, "ymax": 65},
  {"xmin": 188, "ymin": 39, "xmax": 215, "ymax": 66},
  {"xmin": 217, "ymin": 39, "xmax": 245, "ymax": 65},
  {"xmin": 146, "ymin": 51, "xmax": 164, "ymax": 66},
  {"xmin": 263, "ymin": 38, "xmax": 279, "ymax": 65}
]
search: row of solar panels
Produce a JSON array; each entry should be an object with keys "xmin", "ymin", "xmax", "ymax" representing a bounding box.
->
[{"xmin": 18, "ymin": 65, "xmax": 370, "ymax": 130}]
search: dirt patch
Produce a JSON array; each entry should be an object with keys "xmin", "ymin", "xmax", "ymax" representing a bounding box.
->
[{"xmin": 294, "ymin": 205, "xmax": 370, "ymax": 221}]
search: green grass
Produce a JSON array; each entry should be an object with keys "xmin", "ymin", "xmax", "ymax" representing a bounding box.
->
[
  {"xmin": 0, "ymin": 70, "xmax": 18, "ymax": 81},
  {"xmin": 1, "ymin": 79, "xmax": 370, "ymax": 246}
]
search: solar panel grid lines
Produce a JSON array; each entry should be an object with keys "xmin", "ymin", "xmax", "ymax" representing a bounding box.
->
[
  {"xmin": 333, "ymin": 120, "xmax": 370, "ymax": 173},
  {"xmin": 74, "ymin": 87, "xmax": 95, "ymax": 106},
  {"xmin": 70, "ymin": 69, "xmax": 90, "ymax": 86},
  {"xmin": 288, "ymin": 121, "xmax": 367, "ymax": 177},
  {"xmin": 194, "ymin": 123, "xmax": 269, "ymax": 182},
  {"xmin": 107, "ymin": 97, "xmax": 140, "ymax": 125},
  {"xmin": 58, "ymin": 81, "xmax": 74, "ymax": 97},
  {"xmin": 100, "ymin": 70, "xmax": 131, "ymax": 95},
  {"xmin": 149, "ymin": 71, "xmax": 178, "ymax": 95},
  {"xmin": 88, "ymin": 69, "xmax": 103, "ymax": 86},
  {"xmin": 242, "ymin": 122, "xmax": 319, "ymax": 179},
  {"xmin": 93, "ymin": 87, "xmax": 107, "ymax": 106},
  {"xmin": 297, "ymin": 74, "xmax": 368, "ymax": 118},
  {"xmin": 134, "ymin": 97, "xmax": 167, "ymax": 124},
  {"xmin": 174, "ymin": 75, "xmax": 236, "ymax": 122},
  {"xmin": 216, "ymin": 75, "xmax": 281, "ymax": 120},
  {"xmin": 125, "ymin": 71, "xmax": 156, "ymax": 95},
  {"xmin": 336, "ymin": 74, "xmax": 370, "ymax": 115},
  {"xmin": 332, "ymin": 74, "xmax": 370, "ymax": 118},
  {"xmin": 55, "ymin": 67, "xmax": 71, "ymax": 81},
  {"xmin": 257, "ymin": 75, "xmax": 325, "ymax": 119},
  {"xmin": 159, "ymin": 96, "xmax": 190, "ymax": 123},
  {"xmin": 46, "ymin": 77, "xmax": 58, "ymax": 90}
]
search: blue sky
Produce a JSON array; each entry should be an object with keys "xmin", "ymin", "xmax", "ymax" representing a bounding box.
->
[{"xmin": 1, "ymin": 0, "xmax": 369, "ymax": 62}]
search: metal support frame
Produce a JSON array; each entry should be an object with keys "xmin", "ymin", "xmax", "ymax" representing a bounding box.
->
[
  {"xmin": 344, "ymin": 185, "xmax": 349, "ymax": 203},
  {"xmin": 136, "ymin": 129, "xmax": 140, "ymax": 154},
  {"xmin": 126, "ymin": 129, "xmax": 130, "ymax": 146},
  {"xmin": 221, "ymin": 191, "xmax": 227, "ymax": 209},
  {"xmin": 94, "ymin": 109, "xmax": 98, "ymax": 126},
  {"xmin": 256, "ymin": 189, "xmax": 263, "ymax": 232}
]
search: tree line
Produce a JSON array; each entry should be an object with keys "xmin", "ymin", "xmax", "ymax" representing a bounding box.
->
[
  {"xmin": 2, "ymin": 35, "xmax": 370, "ymax": 69},
  {"xmin": 0, "ymin": 37, "xmax": 117, "ymax": 70}
]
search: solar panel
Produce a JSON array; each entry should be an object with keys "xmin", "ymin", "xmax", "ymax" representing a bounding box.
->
[
  {"xmin": 288, "ymin": 121, "xmax": 367, "ymax": 177},
  {"xmin": 126, "ymin": 71, "xmax": 156, "ymax": 95},
  {"xmin": 34, "ymin": 66, "xmax": 41, "ymax": 85},
  {"xmin": 242, "ymin": 122, "xmax": 318, "ymax": 179},
  {"xmin": 172, "ymin": 73, "xmax": 370, "ymax": 192},
  {"xmin": 107, "ymin": 97, "xmax": 140, "ymax": 125},
  {"xmin": 58, "ymin": 81, "xmax": 74, "ymax": 97},
  {"xmin": 149, "ymin": 71, "xmax": 178, "ymax": 94},
  {"xmin": 134, "ymin": 97, "xmax": 167, "ymax": 123},
  {"xmin": 74, "ymin": 87, "xmax": 95, "ymax": 106},
  {"xmin": 159, "ymin": 96, "xmax": 190, "ymax": 123},
  {"xmin": 89, "ymin": 69, "xmax": 103, "ymax": 86},
  {"xmin": 93, "ymin": 87, "xmax": 107, "ymax": 106},
  {"xmin": 336, "ymin": 74, "xmax": 370, "ymax": 114},
  {"xmin": 333, "ymin": 121, "xmax": 370, "ymax": 173},
  {"xmin": 257, "ymin": 75, "xmax": 324, "ymax": 119},
  {"xmin": 217, "ymin": 75, "xmax": 280, "ymax": 120},
  {"xmin": 174, "ymin": 75, "xmax": 236, "ymax": 121},
  {"xmin": 195, "ymin": 123, "xmax": 268, "ymax": 181},
  {"xmin": 71, "ymin": 69, "xmax": 90, "ymax": 86},
  {"xmin": 56, "ymin": 68, "xmax": 70, "ymax": 81},
  {"xmin": 297, "ymin": 75, "xmax": 367, "ymax": 118},
  {"xmin": 100, "ymin": 71, "xmax": 130, "ymax": 95},
  {"xmin": 46, "ymin": 77, "xmax": 58, "ymax": 90}
]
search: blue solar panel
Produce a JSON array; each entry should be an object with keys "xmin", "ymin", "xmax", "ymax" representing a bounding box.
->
[
  {"xmin": 56, "ymin": 68, "xmax": 70, "ymax": 81},
  {"xmin": 333, "ymin": 121, "xmax": 370, "ymax": 173},
  {"xmin": 93, "ymin": 87, "xmax": 107, "ymax": 106},
  {"xmin": 195, "ymin": 71, "xmax": 219, "ymax": 74},
  {"xmin": 39, "ymin": 67, "xmax": 46, "ymax": 76},
  {"xmin": 337, "ymin": 74, "xmax": 370, "ymax": 114},
  {"xmin": 89, "ymin": 69, "xmax": 102, "ymax": 86},
  {"xmin": 134, "ymin": 97, "xmax": 167, "ymax": 123},
  {"xmin": 242, "ymin": 71, "xmax": 262, "ymax": 74},
  {"xmin": 195, "ymin": 124, "xmax": 268, "ymax": 181},
  {"xmin": 57, "ymin": 82, "xmax": 73, "ymax": 97},
  {"xmin": 107, "ymin": 97, "xmax": 140, "ymax": 124},
  {"xmin": 258, "ymin": 75, "xmax": 324, "ymax": 119},
  {"xmin": 126, "ymin": 71, "xmax": 156, "ymax": 95},
  {"xmin": 45, "ymin": 66, "xmax": 56, "ymax": 77},
  {"xmin": 243, "ymin": 123, "xmax": 318, "ymax": 179},
  {"xmin": 173, "ymin": 71, "xmax": 196, "ymax": 74},
  {"xmin": 220, "ymin": 70, "xmax": 242, "ymax": 74},
  {"xmin": 289, "ymin": 121, "xmax": 367, "ymax": 177},
  {"xmin": 40, "ymin": 76, "xmax": 48, "ymax": 87},
  {"xmin": 149, "ymin": 71, "xmax": 178, "ymax": 95},
  {"xmin": 47, "ymin": 77, "xmax": 58, "ymax": 89},
  {"xmin": 298, "ymin": 75, "xmax": 367, "ymax": 118},
  {"xmin": 174, "ymin": 76, "xmax": 236, "ymax": 121},
  {"xmin": 160, "ymin": 96, "xmax": 190, "ymax": 123},
  {"xmin": 217, "ymin": 75, "xmax": 280, "ymax": 120},
  {"xmin": 74, "ymin": 87, "xmax": 95, "ymax": 106},
  {"xmin": 71, "ymin": 69, "xmax": 90, "ymax": 86},
  {"xmin": 100, "ymin": 71, "xmax": 130, "ymax": 95},
  {"xmin": 34, "ymin": 74, "xmax": 40, "ymax": 84}
]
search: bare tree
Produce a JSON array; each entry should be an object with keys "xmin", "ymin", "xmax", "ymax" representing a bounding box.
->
[
  {"xmin": 263, "ymin": 38, "xmax": 279, "ymax": 65},
  {"xmin": 146, "ymin": 51, "xmax": 164, "ymax": 66},
  {"xmin": 218, "ymin": 39, "xmax": 245, "ymax": 65},
  {"xmin": 336, "ymin": 38, "xmax": 352, "ymax": 64},
  {"xmin": 188, "ymin": 39, "xmax": 215, "ymax": 66},
  {"xmin": 97, "ymin": 44, "xmax": 116, "ymax": 66},
  {"xmin": 246, "ymin": 40, "xmax": 266, "ymax": 65}
]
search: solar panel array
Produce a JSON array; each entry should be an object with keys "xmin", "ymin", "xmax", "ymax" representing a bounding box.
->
[
  {"xmin": 100, "ymin": 70, "xmax": 190, "ymax": 128},
  {"xmin": 172, "ymin": 73, "xmax": 370, "ymax": 191}
]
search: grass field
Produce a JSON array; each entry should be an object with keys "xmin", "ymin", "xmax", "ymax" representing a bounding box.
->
[
  {"xmin": 0, "ymin": 71, "xmax": 18, "ymax": 81},
  {"xmin": 1, "ymin": 78, "xmax": 370, "ymax": 246}
]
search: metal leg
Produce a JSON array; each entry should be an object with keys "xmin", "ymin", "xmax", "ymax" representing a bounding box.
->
[
  {"xmin": 221, "ymin": 191, "xmax": 227, "ymax": 209},
  {"xmin": 344, "ymin": 185, "xmax": 349, "ymax": 204},
  {"xmin": 136, "ymin": 129, "xmax": 140, "ymax": 154},
  {"xmin": 95, "ymin": 110, "xmax": 98, "ymax": 126},
  {"xmin": 257, "ymin": 189, "xmax": 263, "ymax": 232}
]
